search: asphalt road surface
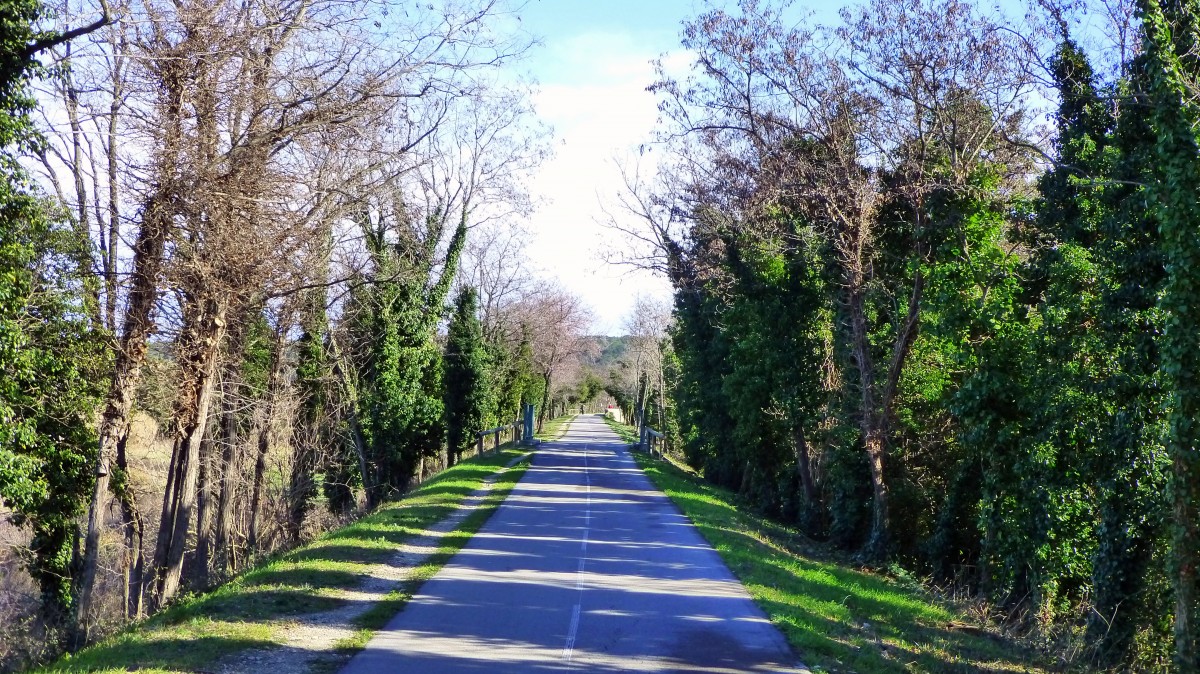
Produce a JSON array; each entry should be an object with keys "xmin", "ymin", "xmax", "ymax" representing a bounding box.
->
[{"xmin": 340, "ymin": 415, "xmax": 803, "ymax": 673}]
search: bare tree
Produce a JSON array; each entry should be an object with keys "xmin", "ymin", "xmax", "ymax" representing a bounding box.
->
[
  {"xmin": 62, "ymin": 0, "xmax": 538, "ymax": 625},
  {"xmin": 516, "ymin": 288, "xmax": 593, "ymax": 429},
  {"xmin": 616, "ymin": 294, "xmax": 671, "ymax": 430}
]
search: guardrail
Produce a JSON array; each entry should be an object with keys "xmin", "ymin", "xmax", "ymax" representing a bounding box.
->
[
  {"xmin": 477, "ymin": 419, "xmax": 522, "ymax": 456},
  {"xmin": 640, "ymin": 427, "xmax": 665, "ymax": 457}
]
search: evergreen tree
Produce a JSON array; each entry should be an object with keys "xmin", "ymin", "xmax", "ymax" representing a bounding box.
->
[
  {"xmin": 349, "ymin": 206, "xmax": 466, "ymax": 502},
  {"xmin": 443, "ymin": 286, "xmax": 491, "ymax": 464}
]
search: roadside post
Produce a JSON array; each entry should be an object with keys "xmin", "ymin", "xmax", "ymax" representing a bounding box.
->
[{"xmin": 522, "ymin": 404, "xmax": 536, "ymax": 445}]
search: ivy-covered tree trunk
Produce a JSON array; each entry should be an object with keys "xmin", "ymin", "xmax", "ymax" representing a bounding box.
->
[
  {"xmin": 76, "ymin": 100, "xmax": 180, "ymax": 638},
  {"xmin": 1140, "ymin": 1, "xmax": 1200, "ymax": 664},
  {"xmin": 846, "ymin": 269, "xmax": 891, "ymax": 560},
  {"xmin": 78, "ymin": 27, "xmax": 190, "ymax": 629},
  {"xmin": 537, "ymin": 370, "xmax": 552, "ymax": 433},
  {"xmin": 76, "ymin": 193, "xmax": 169, "ymax": 631},
  {"xmin": 194, "ymin": 432, "xmax": 213, "ymax": 586},
  {"xmin": 327, "ymin": 330, "xmax": 372, "ymax": 511},
  {"xmin": 113, "ymin": 432, "xmax": 145, "ymax": 620},
  {"xmin": 249, "ymin": 327, "xmax": 288, "ymax": 551},
  {"xmin": 288, "ymin": 293, "xmax": 329, "ymax": 543},
  {"xmin": 212, "ymin": 312, "xmax": 252, "ymax": 578}
]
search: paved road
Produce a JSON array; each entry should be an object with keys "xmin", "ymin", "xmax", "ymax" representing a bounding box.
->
[{"xmin": 340, "ymin": 415, "xmax": 803, "ymax": 673}]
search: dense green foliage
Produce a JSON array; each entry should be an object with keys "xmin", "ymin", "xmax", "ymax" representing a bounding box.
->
[
  {"xmin": 653, "ymin": 0, "xmax": 1200, "ymax": 667},
  {"xmin": 1138, "ymin": 1, "xmax": 1200, "ymax": 666},
  {"xmin": 347, "ymin": 209, "xmax": 467, "ymax": 501},
  {"xmin": 0, "ymin": 0, "xmax": 104, "ymax": 627},
  {"xmin": 487, "ymin": 326, "xmax": 542, "ymax": 424},
  {"xmin": 443, "ymin": 287, "xmax": 493, "ymax": 462}
]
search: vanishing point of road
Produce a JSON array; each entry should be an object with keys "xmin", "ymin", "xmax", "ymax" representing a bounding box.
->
[{"xmin": 340, "ymin": 414, "xmax": 805, "ymax": 673}]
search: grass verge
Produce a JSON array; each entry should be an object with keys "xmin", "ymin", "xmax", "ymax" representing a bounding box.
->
[
  {"xmin": 633, "ymin": 453, "xmax": 1054, "ymax": 674},
  {"xmin": 535, "ymin": 413, "xmax": 574, "ymax": 441},
  {"xmin": 602, "ymin": 415, "xmax": 638, "ymax": 444},
  {"xmin": 40, "ymin": 449, "xmax": 531, "ymax": 674}
]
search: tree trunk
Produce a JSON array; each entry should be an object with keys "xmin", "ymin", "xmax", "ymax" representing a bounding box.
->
[
  {"xmin": 537, "ymin": 371, "xmax": 552, "ymax": 432},
  {"xmin": 212, "ymin": 311, "xmax": 251, "ymax": 577},
  {"xmin": 194, "ymin": 431, "xmax": 214, "ymax": 587},
  {"xmin": 656, "ymin": 357, "xmax": 668, "ymax": 450},
  {"xmin": 75, "ymin": 192, "xmax": 170, "ymax": 633},
  {"xmin": 249, "ymin": 329, "xmax": 288, "ymax": 551},
  {"xmin": 148, "ymin": 297, "xmax": 228, "ymax": 609},
  {"xmin": 61, "ymin": 46, "xmax": 102, "ymax": 329},
  {"xmin": 791, "ymin": 423, "xmax": 819, "ymax": 508},
  {"xmin": 1173, "ymin": 454, "xmax": 1200, "ymax": 667},
  {"xmin": 77, "ymin": 50, "xmax": 185, "ymax": 631},
  {"xmin": 328, "ymin": 332, "xmax": 374, "ymax": 510},
  {"xmin": 636, "ymin": 372, "xmax": 648, "ymax": 437},
  {"xmin": 865, "ymin": 267, "xmax": 924, "ymax": 559},
  {"xmin": 848, "ymin": 283, "xmax": 890, "ymax": 560},
  {"xmin": 104, "ymin": 56, "xmax": 123, "ymax": 334},
  {"xmin": 213, "ymin": 381, "xmax": 241, "ymax": 578},
  {"xmin": 344, "ymin": 405, "xmax": 372, "ymax": 509},
  {"xmin": 287, "ymin": 427, "xmax": 318, "ymax": 545},
  {"xmin": 247, "ymin": 423, "xmax": 271, "ymax": 552},
  {"xmin": 115, "ymin": 431, "xmax": 145, "ymax": 620},
  {"xmin": 881, "ymin": 270, "xmax": 923, "ymax": 423}
]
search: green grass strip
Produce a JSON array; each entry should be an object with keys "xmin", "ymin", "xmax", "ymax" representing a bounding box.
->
[
  {"xmin": 602, "ymin": 415, "xmax": 638, "ymax": 444},
  {"xmin": 535, "ymin": 413, "xmax": 574, "ymax": 441},
  {"xmin": 40, "ymin": 449, "xmax": 531, "ymax": 674},
  {"xmin": 632, "ymin": 453, "xmax": 1054, "ymax": 674}
]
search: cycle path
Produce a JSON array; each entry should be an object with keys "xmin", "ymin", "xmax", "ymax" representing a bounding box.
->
[{"xmin": 340, "ymin": 414, "xmax": 804, "ymax": 673}]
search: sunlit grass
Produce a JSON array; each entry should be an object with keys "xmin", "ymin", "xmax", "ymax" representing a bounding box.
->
[
  {"xmin": 602, "ymin": 415, "xmax": 638, "ymax": 444},
  {"xmin": 634, "ymin": 453, "xmax": 1055, "ymax": 674},
  {"xmin": 39, "ymin": 450, "xmax": 530, "ymax": 674},
  {"xmin": 536, "ymin": 413, "xmax": 575, "ymax": 441},
  {"xmin": 38, "ymin": 619, "xmax": 277, "ymax": 674}
]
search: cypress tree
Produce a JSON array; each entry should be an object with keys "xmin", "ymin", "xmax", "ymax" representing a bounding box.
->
[{"xmin": 443, "ymin": 287, "xmax": 491, "ymax": 464}]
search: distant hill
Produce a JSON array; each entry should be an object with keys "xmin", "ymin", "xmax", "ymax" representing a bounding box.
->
[{"xmin": 581, "ymin": 335, "xmax": 633, "ymax": 370}]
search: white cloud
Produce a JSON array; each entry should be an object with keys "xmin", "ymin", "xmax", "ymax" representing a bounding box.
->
[{"xmin": 523, "ymin": 31, "xmax": 675, "ymax": 336}]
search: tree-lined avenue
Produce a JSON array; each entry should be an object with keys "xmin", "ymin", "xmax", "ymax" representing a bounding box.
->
[{"xmin": 340, "ymin": 415, "xmax": 802, "ymax": 673}]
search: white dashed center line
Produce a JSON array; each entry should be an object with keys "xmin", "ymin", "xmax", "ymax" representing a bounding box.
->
[{"xmin": 562, "ymin": 445, "xmax": 591, "ymax": 665}]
